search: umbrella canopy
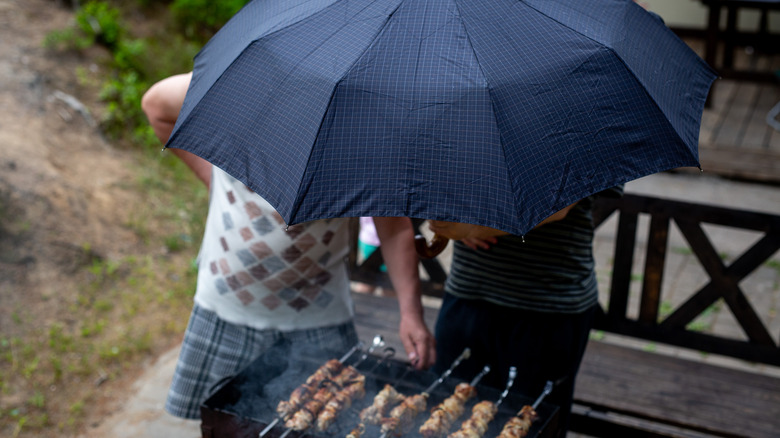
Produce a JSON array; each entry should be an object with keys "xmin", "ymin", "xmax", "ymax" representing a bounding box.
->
[{"xmin": 167, "ymin": 0, "xmax": 716, "ymax": 236}]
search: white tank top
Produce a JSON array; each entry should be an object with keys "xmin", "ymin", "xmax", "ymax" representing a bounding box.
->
[{"xmin": 194, "ymin": 167, "xmax": 353, "ymax": 330}]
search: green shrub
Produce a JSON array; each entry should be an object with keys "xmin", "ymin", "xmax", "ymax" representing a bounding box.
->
[
  {"xmin": 78, "ymin": 1, "xmax": 123, "ymax": 49},
  {"xmin": 171, "ymin": 0, "xmax": 250, "ymax": 42},
  {"xmin": 45, "ymin": 0, "xmax": 256, "ymax": 147},
  {"xmin": 45, "ymin": 1, "xmax": 124, "ymax": 51},
  {"xmin": 98, "ymin": 70, "xmax": 150, "ymax": 140}
]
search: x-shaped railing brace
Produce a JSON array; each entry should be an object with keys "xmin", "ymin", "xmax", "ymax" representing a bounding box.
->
[{"xmin": 661, "ymin": 218, "xmax": 780, "ymax": 346}]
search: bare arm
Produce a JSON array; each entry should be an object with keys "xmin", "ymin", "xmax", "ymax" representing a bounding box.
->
[
  {"xmin": 428, "ymin": 202, "xmax": 578, "ymax": 249},
  {"xmin": 141, "ymin": 72, "xmax": 212, "ymax": 188},
  {"xmin": 373, "ymin": 217, "xmax": 436, "ymax": 370}
]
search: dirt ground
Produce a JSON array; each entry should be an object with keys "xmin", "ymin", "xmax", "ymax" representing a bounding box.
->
[
  {"xmin": 0, "ymin": 1, "xmax": 191, "ymax": 436},
  {"xmin": 0, "ymin": 0, "xmax": 140, "ymax": 285}
]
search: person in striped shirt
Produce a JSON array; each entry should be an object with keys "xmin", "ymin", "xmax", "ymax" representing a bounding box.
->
[{"xmin": 428, "ymin": 186, "xmax": 621, "ymax": 438}]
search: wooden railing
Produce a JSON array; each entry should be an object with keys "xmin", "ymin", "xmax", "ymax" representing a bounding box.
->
[{"xmin": 591, "ymin": 194, "xmax": 780, "ymax": 366}]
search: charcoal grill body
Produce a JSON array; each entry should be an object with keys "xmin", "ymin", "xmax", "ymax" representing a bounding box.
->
[{"xmin": 200, "ymin": 340, "xmax": 558, "ymax": 437}]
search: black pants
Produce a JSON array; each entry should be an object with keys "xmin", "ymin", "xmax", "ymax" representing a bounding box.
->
[{"xmin": 433, "ymin": 293, "xmax": 596, "ymax": 437}]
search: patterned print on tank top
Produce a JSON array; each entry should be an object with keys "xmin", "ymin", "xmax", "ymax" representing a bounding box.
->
[{"xmin": 209, "ymin": 188, "xmax": 336, "ymax": 312}]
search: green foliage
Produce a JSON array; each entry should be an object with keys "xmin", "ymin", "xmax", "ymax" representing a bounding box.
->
[
  {"xmin": 99, "ymin": 70, "xmax": 149, "ymax": 139},
  {"xmin": 171, "ymin": 0, "xmax": 250, "ymax": 42},
  {"xmin": 45, "ymin": 1, "xmax": 124, "ymax": 51},
  {"xmin": 45, "ymin": 1, "xmax": 204, "ymax": 145},
  {"xmin": 77, "ymin": 1, "xmax": 123, "ymax": 49},
  {"xmin": 140, "ymin": 35, "xmax": 201, "ymax": 84}
]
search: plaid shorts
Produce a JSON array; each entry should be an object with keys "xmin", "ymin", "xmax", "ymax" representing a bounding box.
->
[{"xmin": 166, "ymin": 303, "xmax": 358, "ymax": 419}]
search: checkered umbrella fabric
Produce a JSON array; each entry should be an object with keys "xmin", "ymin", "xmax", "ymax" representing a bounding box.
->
[{"xmin": 167, "ymin": 0, "xmax": 716, "ymax": 236}]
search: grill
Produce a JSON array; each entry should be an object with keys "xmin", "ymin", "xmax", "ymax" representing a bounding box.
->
[{"xmin": 200, "ymin": 339, "xmax": 559, "ymax": 438}]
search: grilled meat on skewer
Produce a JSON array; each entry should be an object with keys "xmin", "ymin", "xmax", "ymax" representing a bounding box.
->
[
  {"xmin": 447, "ymin": 400, "xmax": 498, "ymax": 438},
  {"xmin": 285, "ymin": 385, "xmax": 332, "ymax": 430},
  {"xmin": 345, "ymin": 423, "xmax": 366, "ymax": 438},
  {"xmin": 315, "ymin": 372, "xmax": 366, "ymax": 432},
  {"xmin": 380, "ymin": 392, "xmax": 429, "ymax": 436},
  {"xmin": 379, "ymin": 348, "xmax": 472, "ymax": 438},
  {"xmin": 276, "ymin": 359, "xmax": 343, "ymax": 420},
  {"xmin": 419, "ymin": 382, "xmax": 478, "ymax": 437},
  {"xmin": 448, "ymin": 366, "xmax": 515, "ymax": 438},
  {"xmin": 360, "ymin": 383, "xmax": 406, "ymax": 424},
  {"xmin": 285, "ymin": 366, "xmax": 362, "ymax": 431},
  {"xmin": 496, "ymin": 405, "xmax": 538, "ymax": 438},
  {"xmin": 497, "ymin": 379, "xmax": 550, "ymax": 438},
  {"xmin": 347, "ymin": 383, "xmax": 405, "ymax": 438}
]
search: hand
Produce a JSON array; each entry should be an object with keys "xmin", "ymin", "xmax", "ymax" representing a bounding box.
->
[
  {"xmin": 373, "ymin": 217, "xmax": 436, "ymax": 369},
  {"xmin": 428, "ymin": 221, "xmax": 506, "ymax": 241},
  {"xmin": 399, "ymin": 313, "xmax": 436, "ymax": 370},
  {"xmin": 461, "ymin": 236, "xmax": 498, "ymax": 251}
]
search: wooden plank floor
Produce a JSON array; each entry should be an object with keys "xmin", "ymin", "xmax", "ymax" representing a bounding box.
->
[
  {"xmin": 685, "ymin": 39, "xmax": 780, "ymax": 183},
  {"xmin": 574, "ymin": 340, "xmax": 780, "ymax": 438}
]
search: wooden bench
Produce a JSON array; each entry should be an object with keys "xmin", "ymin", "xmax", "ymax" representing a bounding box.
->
[{"xmin": 347, "ymin": 194, "xmax": 780, "ymax": 438}]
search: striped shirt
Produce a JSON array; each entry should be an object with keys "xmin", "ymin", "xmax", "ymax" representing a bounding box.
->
[{"xmin": 445, "ymin": 188, "xmax": 621, "ymax": 313}]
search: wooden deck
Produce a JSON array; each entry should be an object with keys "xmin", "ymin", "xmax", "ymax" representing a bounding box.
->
[{"xmin": 685, "ymin": 38, "xmax": 780, "ymax": 183}]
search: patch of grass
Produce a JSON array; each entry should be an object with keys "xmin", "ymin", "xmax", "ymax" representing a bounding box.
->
[
  {"xmin": 659, "ymin": 300, "xmax": 674, "ymax": 320},
  {"xmin": 589, "ymin": 330, "xmax": 605, "ymax": 341},
  {"xmin": 164, "ymin": 233, "xmax": 187, "ymax": 252},
  {"xmin": 69, "ymin": 401, "xmax": 84, "ymax": 415},
  {"xmin": 12, "ymin": 415, "xmax": 27, "ymax": 438},
  {"xmin": 28, "ymin": 392, "xmax": 45, "ymax": 409},
  {"xmin": 1, "ymin": 241, "xmax": 202, "ymax": 435},
  {"xmin": 671, "ymin": 246, "xmax": 693, "ymax": 255},
  {"xmin": 80, "ymin": 320, "xmax": 106, "ymax": 338},
  {"xmin": 22, "ymin": 358, "xmax": 40, "ymax": 380},
  {"xmin": 685, "ymin": 300, "xmax": 722, "ymax": 332},
  {"xmin": 0, "ymin": 148, "xmax": 206, "ymax": 437},
  {"xmin": 47, "ymin": 324, "xmax": 74, "ymax": 354}
]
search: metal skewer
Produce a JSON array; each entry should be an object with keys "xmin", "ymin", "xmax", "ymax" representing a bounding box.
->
[
  {"xmin": 351, "ymin": 335, "xmax": 385, "ymax": 368},
  {"xmin": 531, "ymin": 380, "xmax": 553, "ymax": 411},
  {"xmin": 356, "ymin": 335, "xmax": 385, "ymax": 365},
  {"xmin": 423, "ymin": 347, "xmax": 471, "ymax": 395},
  {"xmin": 258, "ymin": 340, "xmax": 367, "ymax": 438},
  {"xmin": 470, "ymin": 365, "xmax": 491, "ymax": 387},
  {"xmin": 495, "ymin": 366, "xmax": 517, "ymax": 409},
  {"xmin": 339, "ymin": 341, "xmax": 365, "ymax": 363},
  {"xmin": 368, "ymin": 347, "xmax": 396, "ymax": 373}
]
